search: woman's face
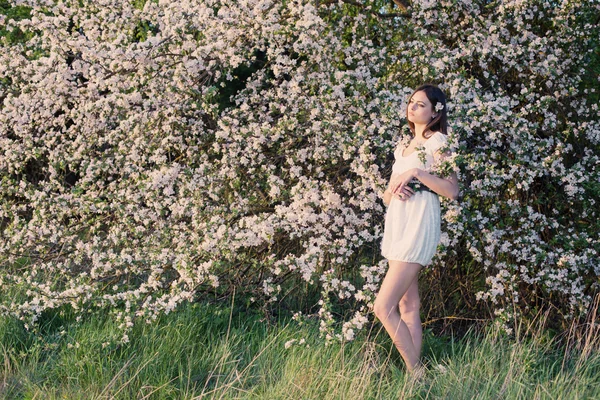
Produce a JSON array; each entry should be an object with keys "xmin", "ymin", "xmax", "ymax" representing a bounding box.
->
[{"xmin": 407, "ymin": 90, "xmax": 435, "ymax": 126}]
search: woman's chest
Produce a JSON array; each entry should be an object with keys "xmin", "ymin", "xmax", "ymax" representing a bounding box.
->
[
  {"xmin": 391, "ymin": 151, "xmax": 433, "ymax": 174},
  {"xmin": 391, "ymin": 132, "xmax": 443, "ymax": 174}
]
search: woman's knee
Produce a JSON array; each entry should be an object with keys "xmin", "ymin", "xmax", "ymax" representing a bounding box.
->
[
  {"xmin": 399, "ymin": 278, "xmax": 421, "ymax": 315},
  {"xmin": 399, "ymin": 297, "xmax": 420, "ymax": 316},
  {"xmin": 373, "ymin": 297, "xmax": 397, "ymax": 322}
]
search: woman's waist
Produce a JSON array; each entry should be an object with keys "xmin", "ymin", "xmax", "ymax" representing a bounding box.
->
[
  {"xmin": 406, "ymin": 179, "xmax": 437, "ymax": 195},
  {"xmin": 389, "ymin": 190, "xmax": 440, "ymax": 206}
]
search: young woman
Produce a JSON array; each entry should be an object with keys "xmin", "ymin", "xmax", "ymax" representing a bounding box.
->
[{"xmin": 374, "ymin": 84, "xmax": 459, "ymax": 375}]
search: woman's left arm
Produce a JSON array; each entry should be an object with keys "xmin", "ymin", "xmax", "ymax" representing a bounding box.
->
[
  {"xmin": 414, "ymin": 168, "xmax": 459, "ymax": 200},
  {"xmin": 390, "ymin": 150, "xmax": 459, "ymax": 201}
]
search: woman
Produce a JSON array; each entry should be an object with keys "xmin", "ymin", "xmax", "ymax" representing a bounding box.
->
[{"xmin": 374, "ymin": 84, "xmax": 459, "ymax": 376}]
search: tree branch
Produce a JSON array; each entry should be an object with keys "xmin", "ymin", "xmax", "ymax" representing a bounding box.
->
[
  {"xmin": 318, "ymin": 0, "xmax": 411, "ymax": 19},
  {"xmin": 391, "ymin": 0, "xmax": 410, "ymax": 12}
]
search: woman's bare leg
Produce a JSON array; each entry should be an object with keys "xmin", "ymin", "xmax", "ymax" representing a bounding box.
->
[
  {"xmin": 400, "ymin": 278, "xmax": 422, "ymax": 357},
  {"xmin": 373, "ymin": 260, "xmax": 422, "ymax": 372}
]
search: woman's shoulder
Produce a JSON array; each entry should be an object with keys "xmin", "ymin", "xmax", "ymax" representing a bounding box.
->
[
  {"xmin": 424, "ymin": 131, "xmax": 447, "ymax": 149},
  {"xmin": 427, "ymin": 131, "xmax": 447, "ymax": 141}
]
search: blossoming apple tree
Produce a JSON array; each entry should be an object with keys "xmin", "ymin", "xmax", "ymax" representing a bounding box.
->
[{"xmin": 1, "ymin": 0, "xmax": 598, "ymax": 340}]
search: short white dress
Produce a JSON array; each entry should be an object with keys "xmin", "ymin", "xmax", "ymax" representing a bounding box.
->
[{"xmin": 381, "ymin": 131, "xmax": 448, "ymax": 267}]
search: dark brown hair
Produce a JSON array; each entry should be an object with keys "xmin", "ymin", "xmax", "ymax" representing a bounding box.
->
[{"xmin": 406, "ymin": 84, "xmax": 448, "ymax": 138}]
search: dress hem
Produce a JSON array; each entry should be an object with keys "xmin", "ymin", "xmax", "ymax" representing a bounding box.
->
[{"xmin": 382, "ymin": 256, "xmax": 428, "ymax": 267}]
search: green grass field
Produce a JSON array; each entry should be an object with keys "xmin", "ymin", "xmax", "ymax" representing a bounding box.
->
[{"xmin": 1, "ymin": 300, "xmax": 599, "ymax": 399}]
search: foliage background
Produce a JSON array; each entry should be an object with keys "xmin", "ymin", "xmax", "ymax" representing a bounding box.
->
[{"xmin": 1, "ymin": 0, "xmax": 599, "ymax": 341}]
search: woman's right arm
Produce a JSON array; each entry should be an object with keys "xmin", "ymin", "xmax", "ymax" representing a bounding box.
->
[
  {"xmin": 384, "ymin": 173, "xmax": 409, "ymax": 206},
  {"xmin": 383, "ymin": 188, "xmax": 393, "ymax": 206},
  {"xmin": 383, "ymin": 173, "xmax": 397, "ymax": 206}
]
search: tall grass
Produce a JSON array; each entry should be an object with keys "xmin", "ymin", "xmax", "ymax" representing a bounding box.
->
[{"xmin": 1, "ymin": 297, "xmax": 599, "ymax": 399}]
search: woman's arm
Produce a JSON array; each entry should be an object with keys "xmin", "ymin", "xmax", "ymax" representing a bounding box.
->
[
  {"xmin": 414, "ymin": 169, "xmax": 459, "ymax": 200},
  {"xmin": 383, "ymin": 188, "xmax": 392, "ymax": 206},
  {"xmin": 384, "ymin": 173, "xmax": 415, "ymax": 206},
  {"xmin": 390, "ymin": 151, "xmax": 459, "ymax": 201}
]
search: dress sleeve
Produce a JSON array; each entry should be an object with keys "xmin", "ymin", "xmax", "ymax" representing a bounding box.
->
[{"xmin": 425, "ymin": 132, "xmax": 448, "ymax": 155}]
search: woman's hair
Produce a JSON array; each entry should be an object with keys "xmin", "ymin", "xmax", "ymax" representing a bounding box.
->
[{"xmin": 406, "ymin": 84, "xmax": 448, "ymax": 137}]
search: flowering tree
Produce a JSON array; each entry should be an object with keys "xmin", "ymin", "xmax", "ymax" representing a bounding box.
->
[{"xmin": 1, "ymin": 0, "xmax": 598, "ymax": 340}]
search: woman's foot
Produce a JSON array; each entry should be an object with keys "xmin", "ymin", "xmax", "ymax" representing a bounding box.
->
[{"xmin": 407, "ymin": 362, "xmax": 427, "ymax": 385}]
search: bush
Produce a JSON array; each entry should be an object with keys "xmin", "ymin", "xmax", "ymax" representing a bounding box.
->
[{"xmin": 0, "ymin": 0, "xmax": 598, "ymax": 340}]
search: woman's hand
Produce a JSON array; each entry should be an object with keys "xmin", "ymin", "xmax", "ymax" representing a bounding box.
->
[{"xmin": 389, "ymin": 169, "xmax": 418, "ymax": 201}]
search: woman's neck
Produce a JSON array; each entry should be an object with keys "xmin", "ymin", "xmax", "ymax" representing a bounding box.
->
[{"xmin": 413, "ymin": 124, "xmax": 427, "ymax": 141}]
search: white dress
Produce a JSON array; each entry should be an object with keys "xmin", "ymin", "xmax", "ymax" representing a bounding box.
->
[{"xmin": 381, "ymin": 131, "xmax": 448, "ymax": 266}]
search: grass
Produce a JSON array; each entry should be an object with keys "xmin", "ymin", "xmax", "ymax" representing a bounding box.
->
[{"xmin": 0, "ymin": 299, "xmax": 599, "ymax": 399}]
